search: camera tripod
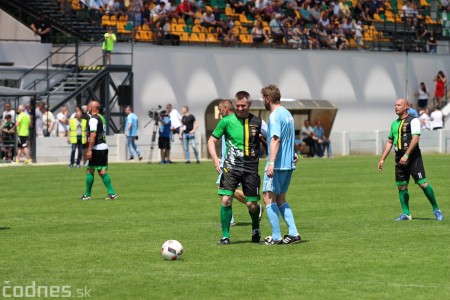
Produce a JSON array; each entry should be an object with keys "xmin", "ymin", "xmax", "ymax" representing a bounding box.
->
[{"xmin": 143, "ymin": 118, "xmax": 159, "ymax": 164}]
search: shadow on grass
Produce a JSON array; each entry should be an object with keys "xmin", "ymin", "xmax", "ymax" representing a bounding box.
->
[
  {"xmin": 230, "ymin": 240, "xmax": 309, "ymax": 245},
  {"xmin": 412, "ymin": 217, "xmax": 436, "ymax": 221},
  {"xmin": 0, "ymin": 227, "xmax": 11, "ymax": 230}
]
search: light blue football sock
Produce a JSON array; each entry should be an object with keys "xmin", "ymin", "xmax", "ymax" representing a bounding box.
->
[
  {"xmin": 266, "ymin": 203, "xmax": 281, "ymax": 241},
  {"xmin": 279, "ymin": 202, "xmax": 299, "ymax": 237}
]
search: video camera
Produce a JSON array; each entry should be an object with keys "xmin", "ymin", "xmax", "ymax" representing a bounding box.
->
[{"xmin": 148, "ymin": 105, "xmax": 167, "ymax": 121}]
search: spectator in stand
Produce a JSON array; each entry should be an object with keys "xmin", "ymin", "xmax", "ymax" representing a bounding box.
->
[
  {"xmin": 314, "ymin": 120, "xmax": 332, "ymax": 158},
  {"xmin": 318, "ymin": 11, "xmax": 331, "ymax": 30},
  {"xmin": 430, "ymin": 106, "xmax": 444, "ymax": 130},
  {"xmin": 363, "ymin": 0, "xmax": 381, "ymax": 19},
  {"xmin": 354, "ymin": 20, "xmax": 364, "ymax": 49},
  {"xmin": 212, "ymin": 6, "xmax": 224, "ymax": 27},
  {"xmin": 156, "ymin": 17, "xmax": 181, "ymax": 45},
  {"xmin": 299, "ymin": 2, "xmax": 313, "ymax": 23},
  {"xmin": 339, "ymin": 0, "xmax": 352, "ymax": 18},
  {"xmin": 307, "ymin": 25, "xmax": 320, "ymax": 49},
  {"xmin": 433, "ymin": 70, "xmax": 447, "ymax": 108},
  {"xmin": 261, "ymin": 2, "xmax": 274, "ymax": 23},
  {"xmin": 229, "ymin": 0, "xmax": 245, "ymax": 14},
  {"xmin": 152, "ymin": 1, "xmax": 168, "ymax": 24},
  {"xmin": 316, "ymin": 22, "xmax": 334, "ymax": 49},
  {"xmin": 2, "ymin": 102, "xmax": 16, "ymax": 124},
  {"xmin": 285, "ymin": 2, "xmax": 298, "ymax": 21},
  {"xmin": 418, "ymin": 108, "xmax": 431, "ymax": 131},
  {"xmin": 332, "ymin": 1, "xmax": 341, "ymax": 17},
  {"xmin": 269, "ymin": 13, "xmax": 284, "ymax": 43},
  {"xmin": 333, "ymin": 22, "xmax": 347, "ymax": 50},
  {"xmin": 218, "ymin": 20, "xmax": 238, "ymax": 47},
  {"xmin": 341, "ymin": 17, "xmax": 355, "ymax": 40},
  {"xmin": 252, "ymin": 20, "xmax": 269, "ymax": 45},
  {"xmin": 175, "ymin": 0, "xmax": 195, "ymax": 21},
  {"xmin": 129, "ymin": 0, "xmax": 144, "ymax": 27},
  {"xmin": 57, "ymin": 105, "xmax": 69, "ymax": 137},
  {"xmin": 142, "ymin": 1, "xmax": 153, "ymax": 26},
  {"xmin": 428, "ymin": 31, "xmax": 437, "ymax": 54},
  {"xmin": 402, "ymin": 0, "xmax": 418, "ymax": 28},
  {"xmin": 201, "ymin": 7, "xmax": 218, "ymax": 30},
  {"xmin": 415, "ymin": 82, "xmax": 429, "ymax": 109},
  {"xmin": 30, "ymin": 14, "xmax": 52, "ymax": 43},
  {"xmin": 195, "ymin": 0, "xmax": 207, "ymax": 12}
]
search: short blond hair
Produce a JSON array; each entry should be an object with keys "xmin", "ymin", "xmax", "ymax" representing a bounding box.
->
[{"xmin": 261, "ymin": 84, "xmax": 281, "ymax": 104}]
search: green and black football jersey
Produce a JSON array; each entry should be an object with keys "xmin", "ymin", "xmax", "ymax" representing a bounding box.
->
[
  {"xmin": 212, "ymin": 113, "xmax": 262, "ymax": 172},
  {"xmin": 388, "ymin": 114, "xmax": 421, "ymax": 155}
]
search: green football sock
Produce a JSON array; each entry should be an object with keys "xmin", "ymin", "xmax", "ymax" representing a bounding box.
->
[
  {"xmin": 248, "ymin": 204, "xmax": 260, "ymax": 231},
  {"xmin": 85, "ymin": 172, "xmax": 94, "ymax": 196},
  {"xmin": 220, "ymin": 205, "xmax": 232, "ymax": 238},
  {"xmin": 423, "ymin": 184, "xmax": 439, "ymax": 211},
  {"xmin": 399, "ymin": 189, "xmax": 410, "ymax": 216},
  {"xmin": 101, "ymin": 173, "xmax": 116, "ymax": 195}
]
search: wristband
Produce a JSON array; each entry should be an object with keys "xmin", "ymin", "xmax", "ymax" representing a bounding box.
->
[
  {"xmin": 403, "ymin": 154, "xmax": 409, "ymax": 159},
  {"xmin": 268, "ymin": 161, "xmax": 274, "ymax": 165}
]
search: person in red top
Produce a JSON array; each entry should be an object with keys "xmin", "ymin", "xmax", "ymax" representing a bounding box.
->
[
  {"xmin": 433, "ymin": 70, "xmax": 447, "ymax": 108},
  {"xmin": 175, "ymin": 0, "xmax": 195, "ymax": 21}
]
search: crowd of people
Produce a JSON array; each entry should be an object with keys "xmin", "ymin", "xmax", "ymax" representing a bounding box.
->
[{"xmin": 67, "ymin": 0, "xmax": 444, "ymax": 51}]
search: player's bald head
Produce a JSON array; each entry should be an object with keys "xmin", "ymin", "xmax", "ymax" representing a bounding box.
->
[{"xmin": 396, "ymin": 98, "xmax": 408, "ymax": 106}]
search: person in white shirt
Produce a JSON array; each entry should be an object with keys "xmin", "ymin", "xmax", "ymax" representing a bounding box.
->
[
  {"xmin": 166, "ymin": 103, "xmax": 183, "ymax": 142},
  {"xmin": 430, "ymin": 107, "xmax": 444, "ymax": 130},
  {"xmin": 2, "ymin": 103, "xmax": 16, "ymax": 125},
  {"xmin": 418, "ymin": 108, "xmax": 431, "ymax": 131},
  {"xmin": 56, "ymin": 105, "xmax": 69, "ymax": 137}
]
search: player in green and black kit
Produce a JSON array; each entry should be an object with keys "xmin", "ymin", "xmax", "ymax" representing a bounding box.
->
[
  {"xmin": 378, "ymin": 99, "xmax": 443, "ymax": 221},
  {"xmin": 207, "ymin": 91, "xmax": 264, "ymax": 245}
]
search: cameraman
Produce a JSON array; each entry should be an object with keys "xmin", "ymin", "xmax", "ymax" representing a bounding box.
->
[{"xmin": 159, "ymin": 111, "xmax": 172, "ymax": 164}]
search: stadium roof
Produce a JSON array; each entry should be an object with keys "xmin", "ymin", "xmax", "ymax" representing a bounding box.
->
[{"xmin": 0, "ymin": 86, "xmax": 38, "ymax": 96}]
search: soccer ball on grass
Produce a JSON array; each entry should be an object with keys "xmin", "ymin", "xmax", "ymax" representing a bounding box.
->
[{"xmin": 161, "ymin": 240, "xmax": 184, "ymax": 260}]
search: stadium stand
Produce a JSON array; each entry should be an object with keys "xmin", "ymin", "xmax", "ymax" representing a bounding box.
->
[{"xmin": 0, "ymin": 0, "xmax": 447, "ymax": 50}]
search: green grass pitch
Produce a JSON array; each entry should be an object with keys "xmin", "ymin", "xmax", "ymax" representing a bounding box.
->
[{"xmin": 0, "ymin": 155, "xmax": 449, "ymax": 299}]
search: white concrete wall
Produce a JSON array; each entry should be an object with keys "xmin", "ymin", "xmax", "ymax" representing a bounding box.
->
[{"xmin": 0, "ymin": 9, "xmax": 40, "ymax": 42}]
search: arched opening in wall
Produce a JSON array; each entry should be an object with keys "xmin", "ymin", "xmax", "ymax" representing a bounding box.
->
[{"xmin": 204, "ymin": 99, "xmax": 338, "ymax": 158}]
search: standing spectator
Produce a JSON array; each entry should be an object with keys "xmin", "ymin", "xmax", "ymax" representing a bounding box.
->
[
  {"xmin": 30, "ymin": 14, "xmax": 52, "ymax": 43},
  {"xmin": 2, "ymin": 103, "xmax": 16, "ymax": 124},
  {"xmin": 418, "ymin": 108, "xmax": 431, "ymax": 131},
  {"xmin": 314, "ymin": 120, "xmax": 332, "ymax": 158},
  {"xmin": 428, "ymin": 31, "xmax": 437, "ymax": 54},
  {"xmin": 433, "ymin": 70, "xmax": 447, "ymax": 108},
  {"xmin": 354, "ymin": 20, "xmax": 363, "ymax": 50},
  {"xmin": 1, "ymin": 114, "xmax": 15, "ymax": 161},
  {"xmin": 261, "ymin": 84, "xmax": 301, "ymax": 245},
  {"xmin": 68, "ymin": 107, "xmax": 87, "ymax": 168},
  {"xmin": 378, "ymin": 98, "xmax": 443, "ymax": 221},
  {"xmin": 35, "ymin": 100, "xmax": 45, "ymax": 138},
  {"xmin": 128, "ymin": 0, "xmax": 144, "ymax": 27},
  {"xmin": 81, "ymin": 101, "xmax": 117, "ymax": 200},
  {"xmin": 102, "ymin": 27, "xmax": 117, "ymax": 65},
  {"xmin": 180, "ymin": 106, "xmax": 200, "ymax": 163},
  {"xmin": 56, "ymin": 106, "xmax": 68, "ymax": 137},
  {"xmin": 166, "ymin": 103, "xmax": 183, "ymax": 139},
  {"xmin": 15, "ymin": 105, "xmax": 31, "ymax": 164},
  {"xmin": 415, "ymin": 82, "xmax": 429, "ymax": 109},
  {"xmin": 207, "ymin": 91, "xmax": 263, "ymax": 245},
  {"xmin": 125, "ymin": 105, "xmax": 142, "ymax": 161},
  {"xmin": 430, "ymin": 106, "xmax": 444, "ymax": 130},
  {"xmin": 42, "ymin": 104, "xmax": 56, "ymax": 137},
  {"xmin": 158, "ymin": 111, "xmax": 172, "ymax": 164}
]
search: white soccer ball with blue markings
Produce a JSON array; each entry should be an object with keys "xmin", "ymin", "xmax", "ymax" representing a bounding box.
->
[{"xmin": 161, "ymin": 240, "xmax": 184, "ymax": 260}]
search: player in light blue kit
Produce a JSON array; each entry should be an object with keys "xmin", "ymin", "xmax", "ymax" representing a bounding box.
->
[
  {"xmin": 125, "ymin": 106, "xmax": 142, "ymax": 161},
  {"xmin": 261, "ymin": 84, "xmax": 301, "ymax": 245}
]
